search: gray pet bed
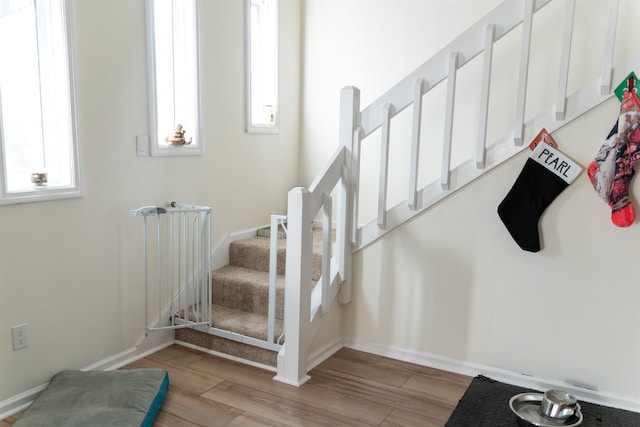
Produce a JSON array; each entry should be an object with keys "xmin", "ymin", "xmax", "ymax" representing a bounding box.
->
[{"xmin": 13, "ymin": 369, "xmax": 169, "ymax": 427}]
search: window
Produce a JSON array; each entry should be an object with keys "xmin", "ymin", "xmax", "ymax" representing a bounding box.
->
[
  {"xmin": 246, "ymin": 0, "xmax": 278, "ymax": 133},
  {"xmin": 146, "ymin": 0, "xmax": 201, "ymax": 156},
  {"xmin": 0, "ymin": 0, "xmax": 80, "ymax": 204}
]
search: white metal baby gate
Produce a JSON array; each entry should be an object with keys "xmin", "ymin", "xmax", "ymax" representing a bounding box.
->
[{"xmin": 130, "ymin": 203, "xmax": 212, "ymax": 336}]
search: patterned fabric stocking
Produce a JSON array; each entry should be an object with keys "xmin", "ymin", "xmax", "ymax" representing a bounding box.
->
[
  {"xmin": 609, "ymin": 93, "xmax": 640, "ymax": 227},
  {"xmin": 588, "ymin": 92, "xmax": 640, "ymax": 227},
  {"xmin": 587, "ymin": 122, "xmax": 618, "ymax": 203}
]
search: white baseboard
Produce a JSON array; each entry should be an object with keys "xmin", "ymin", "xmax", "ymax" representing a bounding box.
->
[
  {"xmin": 6, "ymin": 332, "xmax": 637, "ymax": 420},
  {"xmin": 0, "ymin": 332, "xmax": 175, "ymax": 421},
  {"xmin": 342, "ymin": 337, "xmax": 640, "ymax": 414},
  {"xmin": 307, "ymin": 336, "xmax": 344, "ymax": 371},
  {"xmin": 0, "ymin": 383, "xmax": 48, "ymax": 421},
  {"xmin": 82, "ymin": 346, "xmax": 139, "ymax": 372}
]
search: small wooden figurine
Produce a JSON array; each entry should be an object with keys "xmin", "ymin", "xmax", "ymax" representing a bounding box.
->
[{"xmin": 166, "ymin": 124, "xmax": 188, "ymax": 145}]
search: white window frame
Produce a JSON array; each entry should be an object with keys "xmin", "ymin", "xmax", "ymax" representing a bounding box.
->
[
  {"xmin": 0, "ymin": 0, "xmax": 81, "ymax": 205},
  {"xmin": 145, "ymin": 0, "xmax": 202, "ymax": 157},
  {"xmin": 246, "ymin": 0, "xmax": 279, "ymax": 134}
]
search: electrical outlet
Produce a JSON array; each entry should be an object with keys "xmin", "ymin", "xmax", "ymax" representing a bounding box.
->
[{"xmin": 12, "ymin": 323, "xmax": 29, "ymax": 350}]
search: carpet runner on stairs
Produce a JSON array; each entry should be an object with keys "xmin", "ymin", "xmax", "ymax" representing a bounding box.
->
[{"xmin": 176, "ymin": 228, "xmax": 326, "ymax": 367}]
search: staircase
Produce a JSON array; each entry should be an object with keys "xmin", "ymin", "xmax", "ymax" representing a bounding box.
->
[
  {"xmin": 175, "ymin": 228, "xmax": 325, "ymax": 368},
  {"xmin": 169, "ymin": 0, "xmax": 640, "ymax": 387},
  {"xmin": 274, "ymin": 0, "xmax": 640, "ymax": 386}
]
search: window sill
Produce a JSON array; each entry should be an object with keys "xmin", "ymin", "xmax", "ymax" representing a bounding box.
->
[
  {"xmin": 0, "ymin": 187, "xmax": 82, "ymax": 205},
  {"xmin": 150, "ymin": 143, "xmax": 203, "ymax": 157},
  {"xmin": 246, "ymin": 124, "xmax": 280, "ymax": 135}
]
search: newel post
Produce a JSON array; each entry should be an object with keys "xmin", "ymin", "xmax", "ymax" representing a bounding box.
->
[
  {"xmin": 337, "ymin": 86, "xmax": 360, "ymax": 305},
  {"xmin": 274, "ymin": 187, "xmax": 313, "ymax": 387}
]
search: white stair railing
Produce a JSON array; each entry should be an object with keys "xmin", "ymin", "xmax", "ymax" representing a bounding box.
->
[
  {"xmin": 276, "ymin": 0, "xmax": 640, "ymax": 385},
  {"xmin": 353, "ymin": 0, "xmax": 639, "ymax": 250},
  {"xmin": 274, "ymin": 143, "xmax": 353, "ymax": 386}
]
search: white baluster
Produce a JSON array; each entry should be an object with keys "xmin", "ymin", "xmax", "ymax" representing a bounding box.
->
[
  {"xmin": 409, "ymin": 78, "xmax": 425, "ymax": 210},
  {"xmin": 378, "ymin": 102, "xmax": 393, "ymax": 228},
  {"xmin": 514, "ymin": 0, "xmax": 534, "ymax": 146},
  {"xmin": 441, "ymin": 51, "xmax": 458, "ymax": 190},
  {"xmin": 476, "ymin": 24, "xmax": 495, "ymax": 169},
  {"xmin": 600, "ymin": 0, "xmax": 619, "ymax": 95},
  {"xmin": 555, "ymin": 0, "xmax": 575, "ymax": 120}
]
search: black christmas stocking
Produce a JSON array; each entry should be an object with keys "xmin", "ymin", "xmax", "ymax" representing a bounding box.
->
[{"xmin": 498, "ymin": 143, "xmax": 582, "ymax": 252}]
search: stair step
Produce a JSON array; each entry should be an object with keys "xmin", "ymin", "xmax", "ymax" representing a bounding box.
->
[
  {"xmin": 177, "ymin": 304, "xmax": 282, "ymax": 368},
  {"xmin": 212, "ymin": 265, "xmax": 284, "ymax": 318},
  {"xmin": 229, "ymin": 236, "xmax": 287, "ymax": 275},
  {"xmin": 175, "ymin": 327, "xmax": 278, "ymax": 367},
  {"xmin": 211, "ymin": 304, "xmax": 284, "ymax": 341},
  {"xmin": 178, "ymin": 227, "xmax": 332, "ymax": 367},
  {"xmin": 181, "ymin": 304, "xmax": 284, "ymax": 342},
  {"xmin": 229, "ymin": 229, "xmax": 330, "ymax": 280}
]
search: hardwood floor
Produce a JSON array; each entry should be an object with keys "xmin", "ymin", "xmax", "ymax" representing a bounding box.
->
[{"xmin": 3, "ymin": 345, "xmax": 472, "ymax": 426}]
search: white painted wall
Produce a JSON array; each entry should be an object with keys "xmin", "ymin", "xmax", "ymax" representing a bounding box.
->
[
  {"xmin": 3, "ymin": 0, "xmax": 639, "ymax": 410},
  {"xmin": 0, "ymin": 0, "xmax": 301, "ymax": 403},
  {"xmin": 302, "ymin": 0, "xmax": 640, "ymax": 404}
]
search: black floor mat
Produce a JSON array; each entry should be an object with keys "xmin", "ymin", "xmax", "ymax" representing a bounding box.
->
[{"xmin": 445, "ymin": 375, "xmax": 640, "ymax": 427}]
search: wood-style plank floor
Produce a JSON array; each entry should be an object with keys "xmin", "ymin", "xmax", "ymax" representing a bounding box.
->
[{"xmin": 3, "ymin": 344, "xmax": 472, "ymax": 426}]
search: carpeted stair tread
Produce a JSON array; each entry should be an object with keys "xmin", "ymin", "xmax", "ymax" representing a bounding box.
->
[
  {"xmin": 176, "ymin": 226, "xmax": 334, "ymax": 368},
  {"xmin": 177, "ymin": 304, "xmax": 282, "ymax": 367},
  {"xmin": 212, "ymin": 265, "xmax": 284, "ymax": 318},
  {"xmin": 182, "ymin": 303, "xmax": 283, "ymax": 342},
  {"xmin": 229, "ymin": 229, "xmax": 333, "ymax": 281},
  {"xmin": 175, "ymin": 328, "xmax": 278, "ymax": 367},
  {"xmin": 180, "ymin": 304, "xmax": 284, "ymax": 342},
  {"xmin": 230, "ymin": 237, "xmax": 287, "ymax": 275},
  {"xmin": 213, "ymin": 264, "xmax": 282, "ymax": 287},
  {"xmin": 211, "ymin": 304, "xmax": 284, "ymax": 341}
]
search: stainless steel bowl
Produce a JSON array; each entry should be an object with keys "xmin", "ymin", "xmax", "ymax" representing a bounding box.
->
[
  {"xmin": 509, "ymin": 392, "xmax": 583, "ymax": 427},
  {"xmin": 540, "ymin": 390, "xmax": 578, "ymax": 420}
]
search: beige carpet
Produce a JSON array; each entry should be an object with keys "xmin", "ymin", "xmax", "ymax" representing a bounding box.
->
[{"xmin": 176, "ymin": 227, "xmax": 331, "ymax": 366}]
